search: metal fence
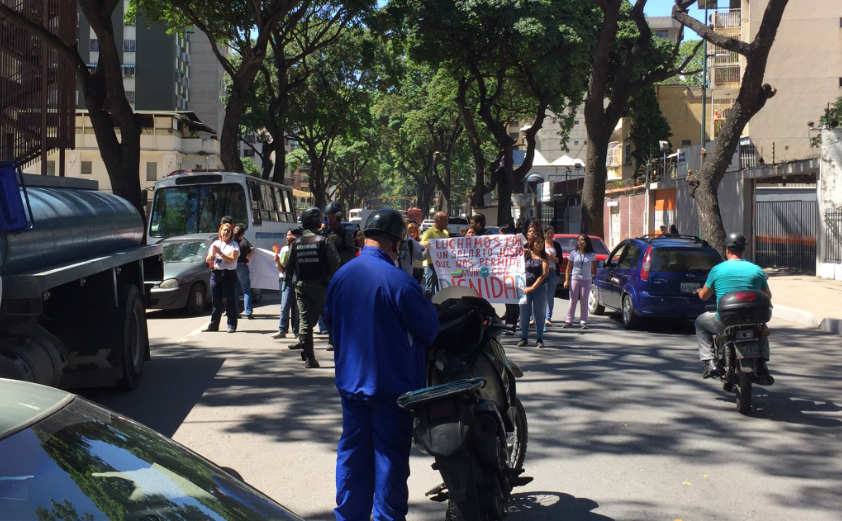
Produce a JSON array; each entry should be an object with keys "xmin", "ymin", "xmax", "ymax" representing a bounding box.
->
[
  {"xmin": 755, "ymin": 201, "xmax": 818, "ymax": 273},
  {"xmin": 824, "ymin": 209, "xmax": 842, "ymax": 264}
]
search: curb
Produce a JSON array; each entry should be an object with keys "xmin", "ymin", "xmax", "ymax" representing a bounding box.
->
[
  {"xmin": 820, "ymin": 318, "xmax": 842, "ymax": 336},
  {"xmin": 772, "ymin": 305, "xmax": 819, "ymax": 327}
]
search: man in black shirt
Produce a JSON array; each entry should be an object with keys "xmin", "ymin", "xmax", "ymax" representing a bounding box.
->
[{"xmin": 234, "ymin": 225, "xmax": 254, "ymax": 319}]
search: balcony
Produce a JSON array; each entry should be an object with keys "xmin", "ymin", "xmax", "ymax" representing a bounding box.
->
[
  {"xmin": 711, "ymin": 98, "xmax": 735, "ymax": 139},
  {"xmin": 711, "ymin": 64, "xmax": 740, "ymax": 87},
  {"xmin": 711, "ymin": 9, "xmax": 741, "ymax": 31}
]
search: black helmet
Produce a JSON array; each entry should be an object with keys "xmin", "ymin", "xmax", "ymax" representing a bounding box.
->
[
  {"xmin": 300, "ymin": 207, "xmax": 323, "ymax": 230},
  {"xmin": 324, "ymin": 201, "xmax": 344, "ymax": 217},
  {"xmin": 363, "ymin": 208, "xmax": 407, "ymax": 242},
  {"xmin": 726, "ymin": 232, "xmax": 747, "ymax": 250}
]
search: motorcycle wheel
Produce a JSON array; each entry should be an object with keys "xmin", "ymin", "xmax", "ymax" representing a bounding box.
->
[
  {"xmin": 736, "ymin": 370, "xmax": 752, "ymax": 415},
  {"xmin": 507, "ymin": 398, "xmax": 528, "ymax": 470},
  {"xmin": 444, "ymin": 458, "xmax": 488, "ymax": 521}
]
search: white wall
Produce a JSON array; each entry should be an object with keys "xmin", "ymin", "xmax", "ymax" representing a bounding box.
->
[{"xmin": 818, "ymin": 129, "xmax": 842, "ymax": 279}]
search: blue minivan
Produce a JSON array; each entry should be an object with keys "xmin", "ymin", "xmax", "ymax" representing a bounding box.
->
[{"xmin": 589, "ymin": 235, "xmax": 723, "ymax": 329}]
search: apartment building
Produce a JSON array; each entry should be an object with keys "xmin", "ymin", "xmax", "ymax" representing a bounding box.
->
[{"xmin": 705, "ymin": 0, "xmax": 841, "ymax": 163}]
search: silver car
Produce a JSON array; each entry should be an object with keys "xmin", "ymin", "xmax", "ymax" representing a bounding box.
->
[
  {"xmin": 0, "ymin": 377, "xmax": 306, "ymax": 520},
  {"xmin": 150, "ymin": 234, "xmax": 215, "ymax": 314}
]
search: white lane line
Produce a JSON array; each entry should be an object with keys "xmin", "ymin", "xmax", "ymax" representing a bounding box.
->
[{"xmin": 178, "ymin": 326, "xmax": 205, "ymax": 344}]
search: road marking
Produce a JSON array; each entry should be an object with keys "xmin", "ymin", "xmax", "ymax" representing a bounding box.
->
[{"xmin": 178, "ymin": 326, "xmax": 205, "ymax": 344}]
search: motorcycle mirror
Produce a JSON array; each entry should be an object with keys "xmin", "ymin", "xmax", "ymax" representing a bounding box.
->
[{"xmin": 431, "ymin": 285, "xmax": 480, "ymax": 305}]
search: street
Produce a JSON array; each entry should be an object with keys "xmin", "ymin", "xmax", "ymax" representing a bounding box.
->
[{"xmin": 81, "ymin": 295, "xmax": 842, "ymax": 521}]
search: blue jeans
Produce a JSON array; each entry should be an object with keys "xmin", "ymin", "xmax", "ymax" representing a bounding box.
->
[
  {"xmin": 520, "ymin": 282, "xmax": 548, "ymax": 341},
  {"xmin": 423, "ymin": 265, "xmax": 438, "ymax": 300},
  {"xmin": 335, "ymin": 395, "xmax": 413, "ymax": 521},
  {"xmin": 278, "ymin": 279, "xmax": 299, "ymax": 334},
  {"xmin": 235, "ymin": 264, "xmax": 252, "ymax": 316},
  {"xmin": 544, "ymin": 270, "xmax": 560, "ymax": 323}
]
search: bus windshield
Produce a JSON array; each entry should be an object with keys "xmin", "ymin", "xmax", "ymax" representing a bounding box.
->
[{"xmin": 149, "ymin": 184, "xmax": 248, "ymax": 238}]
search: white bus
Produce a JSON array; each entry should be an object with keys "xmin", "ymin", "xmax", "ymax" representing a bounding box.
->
[{"xmin": 147, "ymin": 171, "xmax": 298, "ymax": 250}]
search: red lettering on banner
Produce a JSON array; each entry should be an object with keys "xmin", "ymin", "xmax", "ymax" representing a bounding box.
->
[
  {"xmin": 490, "ymin": 277, "xmax": 503, "ymax": 298},
  {"xmin": 502, "ymin": 275, "xmax": 518, "ymax": 299}
]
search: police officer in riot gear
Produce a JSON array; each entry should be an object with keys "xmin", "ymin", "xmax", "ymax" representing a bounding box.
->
[
  {"xmin": 324, "ymin": 201, "xmax": 357, "ymax": 267},
  {"xmin": 283, "ymin": 207, "xmax": 341, "ymax": 368}
]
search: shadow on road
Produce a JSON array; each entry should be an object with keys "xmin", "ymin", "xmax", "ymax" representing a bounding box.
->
[
  {"xmin": 508, "ymin": 491, "xmax": 614, "ymax": 520},
  {"xmin": 79, "ymin": 343, "xmax": 225, "ymax": 437}
]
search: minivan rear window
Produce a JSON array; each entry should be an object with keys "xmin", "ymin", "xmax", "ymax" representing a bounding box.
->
[{"xmin": 649, "ymin": 249, "xmax": 722, "ymax": 273}]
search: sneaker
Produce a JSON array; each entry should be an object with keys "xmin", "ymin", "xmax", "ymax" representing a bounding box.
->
[
  {"xmin": 503, "ymin": 330, "xmax": 516, "ymax": 336},
  {"xmin": 304, "ymin": 358, "xmax": 321, "ymax": 369},
  {"xmin": 246, "ymin": 314, "xmax": 254, "ymax": 320},
  {"xmin": 288, "ymin": 343, "xmax": 303, "ymax": 350},
  {"xmin": 202, "ymin": 326, "xmax": 219, "ymax": 332},
  {"xmin": 529, "ymin": 320, "xmax": 535, "ymax": 326},
  {"xmin": 545, "ymin": 321, "xmax": 552, "ymax": 327},
  {"xmin": 702, "ymin": 360, "xmax": 720, "ymax": 379},
  {"xmin": 581, "ymin": 322, "xmax": 588, "ymax": 329},
  {"xmin": 271, "ymin": 332, "xmax": 287, "ymax": 339},
  {"xmin": 543, "ymin": 327, "xmax": 547, "ymax": 333},
  {"xmin": 536, "ymin": 339, "xmax": 544, "ymax": 348},
  {"xmin": 517, "ymin": 339, "xmax": 528, "ymax": 347},
  {"xmin": 561, "ymin": 322, "xmax": 572, "ymax": 329},
  {"xmin": 326, "ymin": 344, "xmax": 334, "ymax": 351},
  {"xmin": 227, "ymin": 328, "xmax": 236, "ymax": 334},
  {"xmin": 316, "ymin": 330, "xmax": 329, "ymax": 336}
]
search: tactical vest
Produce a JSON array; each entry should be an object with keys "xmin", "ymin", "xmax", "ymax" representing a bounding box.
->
[
  {"xmin": 329, "ymin": 227, "xmax": 356, "ymax": 265},
  {"xmin": 293, "ymin": 234, "xmax": 329, "ymax": 281}
]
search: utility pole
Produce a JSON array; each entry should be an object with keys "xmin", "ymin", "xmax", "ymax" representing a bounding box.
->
[{"xmin": 700, "ymin": 1, "xmax": 710, "ymax": 169}]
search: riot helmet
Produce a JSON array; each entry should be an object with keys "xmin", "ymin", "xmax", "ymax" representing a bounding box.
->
[
  {"xmin": 300, "ymin": 207, "xmax": 324, "ymax": 230},
  {"xmin": 324, "ymin": 201, "xmax": 344, "ymax": 217},
  {"xmin": 363, "ymin": 208, "xmax": 408, "ymax": 242},
  {"xmin": 726, "ymin": 232, "xmax": 747, "ymax": 251}
]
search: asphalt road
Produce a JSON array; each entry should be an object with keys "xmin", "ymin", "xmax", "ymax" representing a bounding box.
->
[{"xmin": 81, "ymin": 293, "xmax": 842, "ymax": 521}]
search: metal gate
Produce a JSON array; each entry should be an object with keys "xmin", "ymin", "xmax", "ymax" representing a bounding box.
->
[{"xmin": 755, "ymin": 201, "xmax": 818, "ymax": 273}]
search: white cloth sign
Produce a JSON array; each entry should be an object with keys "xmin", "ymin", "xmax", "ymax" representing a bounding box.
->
[
  {"xmin": 249, "ymin": 248, "xmax": 281, "ymax": 291},
  {"xmin": 428, "ymin": 236, "xmax": 525, "ymax": 303}
]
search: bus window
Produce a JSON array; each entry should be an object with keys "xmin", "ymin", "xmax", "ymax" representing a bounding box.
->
[
  {"xmin": 273, "ymin": 187, "xmax": 287, "ymax": 222},
  {"xmin": 286, "ymin": 191, "xmax": 297, "ymax": 221},
  {"xmin": 149, "ymin": 184, "xmax": 248, "ymax": 237},
  {"xmin": 247, "ymin": 181, "xmax": 262, "ymax": 226}
]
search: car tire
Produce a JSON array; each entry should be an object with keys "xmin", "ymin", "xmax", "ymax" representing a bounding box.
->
[
  {"xmin": 622, "ymin": 294, "xmax": 641, "ymax": 330},
  {"xmin": 251, "ymin": 288, "xmax": 263, "ymax": 304},
  {"xmin": 184, "ymin": 282, "xmax": 206, "ymax": 316},
  {"xmin": 588, "ymin": 285, "xmax": 605, "ymax": 316},
  {"xmin": 116, "ymin": 285, "xmax": 146, "ymax": 391}
]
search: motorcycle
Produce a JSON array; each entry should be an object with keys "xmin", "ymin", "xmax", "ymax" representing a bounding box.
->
[
  {"xmin": 397, "ymin": 287, "xmax": 531, "ymax": 520},
  {"xmin": 707, "ymin": 290, "xmax": 774, "ymax": 415}
]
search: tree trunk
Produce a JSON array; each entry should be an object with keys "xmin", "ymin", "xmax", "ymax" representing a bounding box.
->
[
  {"xmin": 581, "ymin": 136, "xmax": 610, "ymax": 237},
  {"xmin": 221, "ymin": 57, "xmax": 264, "ymax": 172},
  {"xmin": 495, "ymin": 143, "xmax": 515, "ymax": 227}
]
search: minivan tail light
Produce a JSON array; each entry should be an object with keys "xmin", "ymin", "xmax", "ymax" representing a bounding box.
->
[
  {"xmin": 640, "ymin": 246, "xmax": 653, "ymax": 281},
  {"xmin": 735, "ymin": 291, "xmax": 757, "ymax": 302}
]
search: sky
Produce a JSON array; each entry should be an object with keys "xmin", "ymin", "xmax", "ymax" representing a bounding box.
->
[{"xmin": 640, "ymin": 0, "xmax": 724, "ymax": 38}]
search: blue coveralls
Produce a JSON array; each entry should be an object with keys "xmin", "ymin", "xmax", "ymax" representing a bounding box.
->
[{"xmin": 325, "ymin": 246, "xmax": 439, "ymax": 521}]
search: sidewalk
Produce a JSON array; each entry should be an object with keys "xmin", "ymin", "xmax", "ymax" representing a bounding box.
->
[{"xmin": 765, "ymin": 269, "xmax": 842, "ymax": 335}]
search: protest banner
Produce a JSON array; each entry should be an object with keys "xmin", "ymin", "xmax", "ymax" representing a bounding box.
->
[
  {"xmin": 427, "ymin": 236, "xmax": 525, "ymax": 303},
  {"xmin": 249, "ymin": 248, "xmax": 281, "ymax": 291}
]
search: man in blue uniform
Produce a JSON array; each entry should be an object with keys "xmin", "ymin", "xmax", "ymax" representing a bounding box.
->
[{"xmin": 325, "ymin": 208, "xmax": 440, "ymax": 521}]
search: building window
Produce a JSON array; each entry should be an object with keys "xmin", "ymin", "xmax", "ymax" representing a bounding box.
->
[
  {"xmin": 243, "ymin": 148, "xmax": 255, "ymax": 157},
  {"xmin": 121, "ymin": 64, "xmax": 135, "ymax": 78},
  {"xmin": 839, "ymin": 77, "xmax": 842, "ymax": 88},
  {"xmin": 90, "ymin": 39, "xmax": 99, "ymax": 51},
  {"xmin": 123, "ymin": 40, "xmax": 136, "ymax": 52},
  {"xmin": 81, "ymin": 161, "xmax": 93, "ymax": 175},
  {"xmin": 584, "ymin": 140, "xmax": 588, "ymax": 145},
  {"xmin": 47, "ymin": 161, "xmax": 56, "ymax": 175},
  {"xmin": 655, "ymin": 30, "xmax": 669, "ymax": 39},
  {"xmin": 574, "ymin": 120, "xmax": 580, "ymax": 125},
  {"xmin": 682, "ymin": 139, "xmax": 692, "ymax": 147},
  {"xmin": 624, "ymin": 144, "xmax": 632, "ymax": 165},
  {"xmin": 146, "ymin": 162, "xmax": 158, "ymax": 181},
  {"xmin": 574, "ymin": 141, "xmax": 579, "ymax": 145},
  {"xmin": 125, "ymin": 91, "xmax": 135, "ymax": 103}
]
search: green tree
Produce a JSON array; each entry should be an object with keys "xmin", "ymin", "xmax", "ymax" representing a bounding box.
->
[
  {"xmin": 132, "ymin": 0, "xmax": 310, "ymax": 173},
  {"xmin": 396, "ymin": 0, "xmax": 597, "ymax": 225},
  {"xmin": 819, "ymin": 96, "xmax": 842, "ymax": 129},
  {"xmin": 580, "ymin": 0, "xmax": 701, "ymax": 236},
  {"xmin": 628, "ymin": 85, "xmax": 673, "ymax": 175},
  {"xmin": 1, "ymin": 1, "xmax": 146, "ymax": 218}
]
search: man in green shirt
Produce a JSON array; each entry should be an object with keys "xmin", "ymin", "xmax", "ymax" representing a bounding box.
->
[
  {"xmin": 420, "ymin": 211, "xmax": 449, "ymax": 299},
  {"xmin": 695, "ymin": 233, "xmax": 772, "ymax": 379}
]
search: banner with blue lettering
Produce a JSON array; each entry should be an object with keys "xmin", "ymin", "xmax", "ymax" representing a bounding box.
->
[{"xmin": 428, "ymin": 236, "xmax": 525, "ymax": 303}]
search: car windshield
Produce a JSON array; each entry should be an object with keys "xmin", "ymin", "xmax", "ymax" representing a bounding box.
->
[
  {"xmin": 0, "ymin": 397, "xmax": 302, "ymax": 520},
  {"xmin": 162, "ymin": 240, "xmax": 209, "ymax": 263},
  {"xmin": 554, "ymin": 237, "xmax": 610, "ymax": 255},
  {"xmin": 150, "ymin": 184, "xmax": 248, "ymax": 238},
  {"xmin": 649, "ymin": 248, "xmax": 722, "ymax": 273}
]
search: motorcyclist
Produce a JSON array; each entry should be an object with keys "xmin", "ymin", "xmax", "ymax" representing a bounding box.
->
[
  {"xmin": 694, "ymin": 232, "xmax": 772, "ymax": 379},
  {"xmin": 283, "ymin": 207, "xmax": 341, "ymax": 368}
]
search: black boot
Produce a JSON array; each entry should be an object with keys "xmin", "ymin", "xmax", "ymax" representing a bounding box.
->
[
  {"xmin": 755, "ymin": 360, "xmax": 774, "ymax": 386},
  {"xmin": 702, "ymin": 360, "xmax": 720, "ymax": 379},
  {"xmin": 300, "ymin": 333, "xmax": 320, "ymax": 368}
]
